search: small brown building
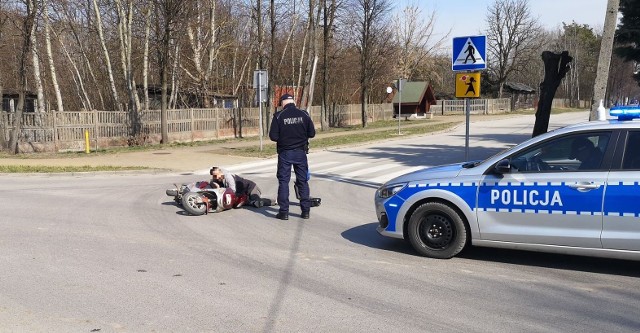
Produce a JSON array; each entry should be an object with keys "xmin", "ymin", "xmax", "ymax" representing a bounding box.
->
[{"xmin": 392, "ymin": 82, "xmax": 436, "ymax": 117}]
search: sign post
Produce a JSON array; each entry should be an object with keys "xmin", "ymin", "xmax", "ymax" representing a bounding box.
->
[
  {"xmin": 253, "ymin": 70, "xmax": 268, "ymax": 151},
  {"xmin": 452, "ymin": 36, "xmax": 486, "ymax": 161},
  {"xmin": 396, "ymin": 78, "xmax": 406, "ymax": 135}
]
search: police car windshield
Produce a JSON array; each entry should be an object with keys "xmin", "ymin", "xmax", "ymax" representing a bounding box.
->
[{"xmin": 473, "ymin": 144, "xmax": 519, "ymax": 167}]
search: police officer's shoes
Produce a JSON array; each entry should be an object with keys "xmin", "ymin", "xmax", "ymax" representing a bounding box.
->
[
  {"xmin": 301, "ymin": 211, "xmax": 310, "ymax": 219},
  {"xmin": 275, "ymin": 212, "xmax": 289, "ymax": 220}
]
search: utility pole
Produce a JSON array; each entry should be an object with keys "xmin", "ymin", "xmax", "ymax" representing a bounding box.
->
[{"xmin": 590, "ymin": 0, "xmax": 620, "ymax": 120}]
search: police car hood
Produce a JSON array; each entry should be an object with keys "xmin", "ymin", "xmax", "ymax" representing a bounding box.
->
[{"xmin": 384, "ymin": 162, "xmax": 465, "ymax": 185}]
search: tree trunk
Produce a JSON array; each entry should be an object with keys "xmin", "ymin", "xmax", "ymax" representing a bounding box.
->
[
  {"xmin": 54, "ymin": 29, "xmax": 92, "ymax": 110},
  {"xmin": 30, "ymin": 4, "xmax": 45, "ymax": 113},
  {"xmin": 532, "ymin": 51, "xmax": 573, "ymax": 137},
  {"xmin": 143, "ymin": 5, "xmax": 151, "ymax": 110},
  {"xmin": 116, "ymin": 0, "xmax": 141, "ymax": 132},
  {"xmin": 44, "ymin": 1, "xmax": 63, "ymax": 112},
  {"xmin": 9, "ymin": 0, "xmax": 36, "ymax": 153},
  {"xmin": 268, "ymin": 0, "xmax": 275, "ymax": 132},
  {"xmin": 321, "ymin": 0, "xmax": 330, "ymax": 131},
  {"xmin": 591, "ymin": 0, "xmax": 620, "ymax": 118},
  {"xmin": 92, "ymin": 0, "xmax": 120, "ymax": 110},
  {"xmin": 62, "ymin": 4, "xmax": 105, "ymax": 110}
]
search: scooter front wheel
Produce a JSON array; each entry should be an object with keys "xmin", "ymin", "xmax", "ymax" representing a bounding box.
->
[{"xmin": 182, "ymin": 192, "xmax": 207, "ymax": 216}]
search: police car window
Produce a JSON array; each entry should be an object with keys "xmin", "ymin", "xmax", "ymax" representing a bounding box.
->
[
  {"xmin": 622, "ymin": 131, "xmax": 640, "ymax": 170},
  {"xmin": 509, "ymin": 133, "xmax": 610, "ymax": 172}
]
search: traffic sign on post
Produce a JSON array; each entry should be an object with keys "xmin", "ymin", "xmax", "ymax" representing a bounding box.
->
[
  {"xmin": 253, "ymin": 70, "xmax": 268, "ymax": 151},
  {"xmin": 455, "ymin": 72, "xmax": 481, "ymax": 98},
  {"xmin": 452, "ymin": 35, "xmax": 487, "ymax": 71},
  {"xmin": 253, "ymin": 70, "xmax": 268, "ymax": 103}
]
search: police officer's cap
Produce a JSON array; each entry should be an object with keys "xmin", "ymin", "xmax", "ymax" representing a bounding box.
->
[{"xmin": 279, "ymin": 93, "xmax": 295, "ymax": 103}]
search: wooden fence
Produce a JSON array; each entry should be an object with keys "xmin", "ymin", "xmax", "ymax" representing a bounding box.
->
[
  {"xmin": 430, "ymin": 98, "xmax": 511, "ymax": 115},
  {"xmin": 0, "ymin": 99, "xmax": 516, "ymax": 153}
]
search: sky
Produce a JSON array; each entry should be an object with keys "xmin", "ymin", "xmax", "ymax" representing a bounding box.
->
[{"xmin": 404, "ymin": 0, "xmax": 609, "ymax": 46}]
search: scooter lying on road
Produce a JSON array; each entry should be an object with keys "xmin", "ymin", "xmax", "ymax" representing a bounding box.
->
[
  {"xmin": 294, "ymin": 184, "xmax": 322, "ymax": 207},
  {"xmin": 165, "ymin": 181, "xmax": 247, "ymax": 216}
]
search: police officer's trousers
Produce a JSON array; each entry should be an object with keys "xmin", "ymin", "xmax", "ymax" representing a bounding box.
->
[{"xmin": 276, "ymin": 149, "xmax": 310, "ymax": 213}]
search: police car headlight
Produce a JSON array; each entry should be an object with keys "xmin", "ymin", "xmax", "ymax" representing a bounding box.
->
[{"xmin": 377, "ymin": 183, "xmax": 407, "ymax": 199}]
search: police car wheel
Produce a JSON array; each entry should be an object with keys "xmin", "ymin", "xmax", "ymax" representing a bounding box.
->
[
  {"xmin": 407, "ymin": 202, "xmax": 468, "ymax": 259},
  {"xmin": 181, "ymin": 192, "xmax": 207, "ymax": 216}
]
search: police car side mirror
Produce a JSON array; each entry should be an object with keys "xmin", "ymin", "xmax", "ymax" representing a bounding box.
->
[{"xmin": 494, "ymin": 159, "xmax": 511, "ymax": 174}]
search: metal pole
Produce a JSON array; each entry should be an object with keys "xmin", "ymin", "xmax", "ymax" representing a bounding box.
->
[
  {"xmin": 398, "ymin": 86, "xmax": 402, "ymax": 135},
  {"xmin": 258, "ymin": 73, "xmax": 263, "ymax": 151},
  {"xmin": 465, "ymin": 98, "xmax": 470, "ymax": 161}
]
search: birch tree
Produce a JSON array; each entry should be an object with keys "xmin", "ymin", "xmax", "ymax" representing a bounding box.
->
[
  {"xmin": 52, "ymin": 1, "xmax": 100, "ymax": 110},
  {"xmin": 92, "ymin": 0, "xmax": 120, "ymax": 110},
  {"xmin": 54, "ymin": 29, "xmax": 93, "ymax": 110},
  {"xmin": 181, "ymin": 0, "xmax": 217, "ymax": 107},
  {"xmin": 142, "ymin": 3, "xmax": 151, "ymax": 110},
  {"xmin": 115, "ymin": 0, "xmax": 140, "ymax": 115},
  {"xmin": 30, "ymin": 0, "xmax": 45, "ymax": 112},
  {"xmin": 43, "ymin": 0, "xmax": 63, "ymax": 112}
]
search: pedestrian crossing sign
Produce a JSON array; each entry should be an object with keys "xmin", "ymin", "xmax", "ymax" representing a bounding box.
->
[{"xmin": 452, "ymin": 35, "xmax": 487, "ymax": 71}]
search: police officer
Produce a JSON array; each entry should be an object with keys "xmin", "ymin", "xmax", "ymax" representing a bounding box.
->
[
  {"xmin": 570, "ymin": 137, "xmax": 603, "ymax": 170},
  {"xmin": 269, "ymin": 94, "xmax": 316, "ymax": 220}
]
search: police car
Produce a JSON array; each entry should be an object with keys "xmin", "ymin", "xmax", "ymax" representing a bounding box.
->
[{"xmin": 375, "ymin": 106, "xmax": 640, "ymax": 260}]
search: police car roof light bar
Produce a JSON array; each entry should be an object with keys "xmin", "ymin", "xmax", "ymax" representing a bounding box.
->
[{"xmin": 610, "ymin": 105, "xmax": 640, "ymax": 121}]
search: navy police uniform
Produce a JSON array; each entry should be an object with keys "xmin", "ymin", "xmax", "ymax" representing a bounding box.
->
[{"xmin": 269, "ymin": 94, "xmax": 316, "ymax": 219}]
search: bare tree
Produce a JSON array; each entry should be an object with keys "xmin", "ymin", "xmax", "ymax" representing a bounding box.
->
[
  {"xmin": 552, "ymin": 23, "xmax": 599, "ymax": 106},
  {"xmin": 153, "ymin": 0, "xmax": 191, "ymax": 144},
  {"xmin": 43, "ymin": 0, "xmax": 63, "ymax": 112},
  {"xmin": 351, "ymin": 0, "xmax": 392, "ymax": 127},
  {"xmin": 92, "ymin": 0, "xmax": 120, "ymax": 110},
  {"xmin": 0, "ymin": 0, "xmax": 9, "ymax": 148},
  {"xmin": 8, "ymin": 0, "xmax": 38, "ymax": 153},
  {"xmin": 142, "ymin": 3, "xmax": 151, "ymax": 110},
  {"xmin": 55, "ymin": 1, "xmax": 105, "ymax": 111},
  {"xmin": 181, "ymin": 0, "xmax": 218, "ymax": 107},
  {"xmin": 115, "ymin": 0, "xmax": 140, "ymax": 114},
  {"xmin": 30, "ymin": 0, "xmax": 45, "ymax": 112},
  {"xmin": 484, "ymin": 0, "xmax": 543, "ymax": 97},
  {"xmin": 53, "ymin": 28, "xmax": 92, "ymax": 110},
  {"xmin": 393, "ymin": 4, "xmax": 448, "ymax": 80}
]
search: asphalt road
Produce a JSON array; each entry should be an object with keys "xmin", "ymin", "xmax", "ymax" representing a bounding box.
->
[{"xmin": 1, "ymin": 112, "xmax": 639, "ymax": 332}]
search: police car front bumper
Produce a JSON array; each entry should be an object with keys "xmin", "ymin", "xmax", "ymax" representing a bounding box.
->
[{"xmin": 375, "ymin": 196, "xmax": 404, "ymax": 239}]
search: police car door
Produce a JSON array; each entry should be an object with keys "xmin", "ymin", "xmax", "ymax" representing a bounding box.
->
[
  {"xmin": 602, "ymin": 130, "xmax": 640, "ymax": 251},
  {"xmin": 477, "ymin": 132, "xmax": 613, "ymax": 248}
]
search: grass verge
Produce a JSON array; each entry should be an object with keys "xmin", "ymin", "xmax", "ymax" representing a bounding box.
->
[
  {"xmin": 0, "ymin": 165, "xmax": 148, "ymax": 173},
  {"xmin": 230, "ymin": 121, "xmax": 460, "ymax": 157}
]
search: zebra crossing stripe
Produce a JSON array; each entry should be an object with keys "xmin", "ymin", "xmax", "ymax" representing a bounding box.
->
[
  {"xmin": 342, "ymin": 164, "xmax": 395, "ymax": 177},
  {"xmin": 226, "ymin": 159, "xmax": 276, "ymax": 172},
  {"xmin": 315, "ymin": 162, "xmax": 366, "ymax": 173},
  {"xmin": 308, "ymin": 161, "xmax": 342, "ymax": 169},
  {"xmin": 367, "ymin": 166, "xmax": 426, "ymax": 184}
]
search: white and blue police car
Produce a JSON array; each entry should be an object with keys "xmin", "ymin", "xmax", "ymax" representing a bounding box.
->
[{"xmin": 375, "ymin": 106, "xmax": 640, "ymax": 260}]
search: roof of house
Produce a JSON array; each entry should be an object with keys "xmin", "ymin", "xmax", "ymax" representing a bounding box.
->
[
  {"xmin": 504, "ymin": 82, "xmax": 536, "ymax": 94},
  {"xmin": 392, "ymin": 82, "xmax": 428, "ymax": 104}
]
